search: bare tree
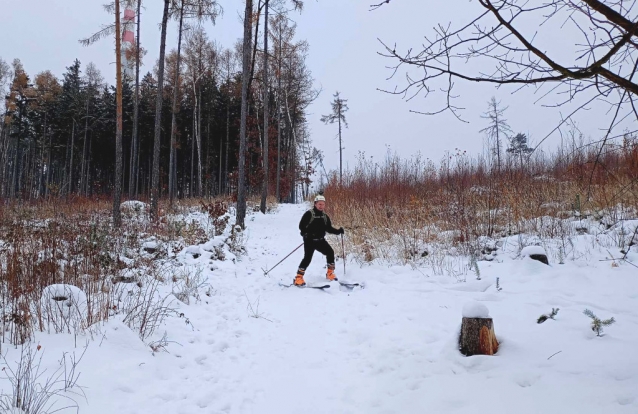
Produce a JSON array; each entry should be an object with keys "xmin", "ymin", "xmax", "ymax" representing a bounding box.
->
[
  {"xmin": 237, "ymin": 0, "xmax": 254, "ymax": 229},
  {"xmin": 480, "ymin": 97, "xmax": 512, "ymax": 172},
  {"xmin": 184, "ymin": 28, "xmax": 216, "ymax": 197},
  {"xmin": 321, "ymin": 91, "xmax": 348, "ymax": 185},
  {"xmin": 219, "ymin": 48, "xmax": 237, "ymax": 196},
  {"xmin": 259, "ymin": 0, "xmax": 304, "ymax": 208},
  {"xmin": 80, "ymin": 1, "xmax": 124, "ymax": 227},
  {"xmin": 151, "ymin": 0, "xmax": 171, "ymax": 221},
  {"xmin": 0, "ymin": 57, "xmax": 13, "ymax": 197},
  {"xmin": 129, "ymin": 0, "xmax": 143, "ymax": 199},
  {"xmin": 168, "ymin": 0, "xmax": 221, "ymax": 204},
  {"xmin": 260, "ymin": 0, "xmax": 271, "ymax": 214},
  {"xmin": 377, "ymin": 0, "xmax": 638, "ymax": 147}
]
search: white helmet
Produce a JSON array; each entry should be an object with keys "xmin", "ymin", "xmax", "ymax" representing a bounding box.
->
[{"xmin": 314, "ymin": 194, "xmax": 325, "ymax": 202}]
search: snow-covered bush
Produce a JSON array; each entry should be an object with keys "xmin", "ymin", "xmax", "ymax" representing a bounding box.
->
[
  {"xmin": 38, "ymin": 284, "xmax": 88, "ymax": 334},
  {"xmin": 172, "ymin": 265, "xmax": 208, "ymax": 305}
]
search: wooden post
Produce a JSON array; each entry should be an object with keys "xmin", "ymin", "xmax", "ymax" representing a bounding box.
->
[{"xmin": 459, "ymin": 317, "xmax": 499, "ymax": 356}]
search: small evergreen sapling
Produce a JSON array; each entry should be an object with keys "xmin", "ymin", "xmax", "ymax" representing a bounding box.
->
[
  {"xmin": 537, "ymin": 308, "xmax": 559, "ymax": 324},
  {"xmin": 496, "ymin": 277, "xmax": 502, "ymax": 291},
  {"xmin": 470, "ymin": 255, "xmax": 481, "ymax": 280},
  {"xmin": 583, "ymin": 309, "xmax": 616, "ymax": 336}
]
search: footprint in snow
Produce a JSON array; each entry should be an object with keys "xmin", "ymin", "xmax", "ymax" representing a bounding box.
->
[{"xmin": 617, "ymin": 395, "xmax": 635, "ymax": 406}]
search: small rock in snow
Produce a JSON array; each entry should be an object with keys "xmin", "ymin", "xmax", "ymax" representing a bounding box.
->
[
  {"xmin": 142, "ymin": 241, "xmax": 159, "ymax": 254},
  {"xmin": 185, "ymin": 245, "xmax": 202, "ymax": 259},
  {"xmin": 462, "ymin": 301, "xmax": 490, "ymax": 318}
]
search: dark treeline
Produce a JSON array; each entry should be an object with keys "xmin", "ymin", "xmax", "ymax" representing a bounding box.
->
[{"xmin": 0, "ymin": 11, "xmax": 318, "ymax": 204}]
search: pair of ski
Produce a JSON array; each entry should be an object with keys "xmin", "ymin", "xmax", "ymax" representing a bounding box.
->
[{"xmin": 279, "ymin": 280, "xmax": 361, "ymax": 290}]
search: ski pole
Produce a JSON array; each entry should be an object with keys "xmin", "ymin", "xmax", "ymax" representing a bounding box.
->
[
  {"xmin": 262, "ymin": 242, "xmax": 304, "ymax": 276},
  {"xmin": 341, "ymin": 234, "xmax": 346, "ymax": 276}
]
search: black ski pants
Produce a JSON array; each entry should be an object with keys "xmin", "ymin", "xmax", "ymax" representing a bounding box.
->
[{"xmin": 299, "ymin": 238, "xmax": 335, "ymax": 270}]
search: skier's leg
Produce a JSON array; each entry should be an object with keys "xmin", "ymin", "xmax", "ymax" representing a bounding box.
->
[
  {"xmin": 294, "ymin": 242, "xmax": 314, "ymax": 286},
  {"xmin": 298, "ymin": 241, "xmax": 316, "ymax": 270},
  {"xmin": 315, "ymin": 240, "xmax": 337, "ymax": 280}
]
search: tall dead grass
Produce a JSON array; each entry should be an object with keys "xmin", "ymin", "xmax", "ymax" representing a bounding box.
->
[{"xmin": 324, "ymin": 137, "xmax": 638, "ymax": 266}]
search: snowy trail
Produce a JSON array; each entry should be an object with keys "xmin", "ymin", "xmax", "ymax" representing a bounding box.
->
[{"xmin": 13, "ymin": 204, "xmax": 638, "ymax": 413}]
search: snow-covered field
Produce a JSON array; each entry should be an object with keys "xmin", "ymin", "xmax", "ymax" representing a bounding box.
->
[{"xmin": 2, "ymin": 203, "xmax": 638, "ymax": 413}]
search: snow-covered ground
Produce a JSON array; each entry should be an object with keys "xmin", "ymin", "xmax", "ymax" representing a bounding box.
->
[{"xmin": 2, "ymin": 203, "xmax": 638, "ymax": 413}]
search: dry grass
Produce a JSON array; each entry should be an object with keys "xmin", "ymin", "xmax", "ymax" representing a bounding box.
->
[
  {"xmin": 323, "ymin": 138, "xmax": 638, "ymax": 266},
  {"xmin": 0, "ymin": 196, "xmax": 233, "ymax": 347}
]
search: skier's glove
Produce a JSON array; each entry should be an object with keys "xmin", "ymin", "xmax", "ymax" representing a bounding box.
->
[
  {"xmin": 300, "ymin": 232, "xmax": 308, "ymax": 239},
  {"xmin": 338, "ymin": 227, "xmax": 345, "ymax": 235}
]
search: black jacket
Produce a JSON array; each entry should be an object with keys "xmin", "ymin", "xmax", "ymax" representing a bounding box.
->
[{"xmin": 299, "ymin": 207, "xmax": 340, "ymax": 240}]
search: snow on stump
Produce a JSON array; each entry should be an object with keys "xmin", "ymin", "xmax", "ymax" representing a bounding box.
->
[
  {"xmin": 521, "ymin": 245, "xmax": 548, "ymax": 265},
  {"xmin": 40, "ymin": 284, "xmax": 88, "ymax": 333},
  {"xmin": 459, "ymin": 301, "xmax": 499, "ymax": 357}
]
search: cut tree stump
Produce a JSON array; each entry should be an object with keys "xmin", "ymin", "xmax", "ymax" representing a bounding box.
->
[
  {"xmin": 459, "ymin": 317, "xmax": 499, "ymax": 356},
  {"xmin": 529, "ymin": 254, "xmax": 549, "ymax": 265}
]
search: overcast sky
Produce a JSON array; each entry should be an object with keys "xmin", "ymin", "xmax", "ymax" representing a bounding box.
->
[{"xmin": 1, "ymin": 0, "xmax": 625, "ymax": 174}]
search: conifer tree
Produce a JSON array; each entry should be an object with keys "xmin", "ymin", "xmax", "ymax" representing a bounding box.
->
[{"xmin": 321, "ymin": 91, "xmax": 348, "ymax": 185}]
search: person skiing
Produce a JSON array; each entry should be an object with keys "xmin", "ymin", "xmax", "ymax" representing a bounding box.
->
[{"xmin": 294, "ymin": 194, "xmax": 345, "ymax": 286}]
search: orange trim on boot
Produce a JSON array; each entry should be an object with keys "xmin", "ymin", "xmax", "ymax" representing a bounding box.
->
[
  {"xmin": 326, "ymin": 265, "xmax": 337, "ymax": 281},
  {"xmin": 294, "ymin": 269, "xmax": 306, "ymax": 286}
]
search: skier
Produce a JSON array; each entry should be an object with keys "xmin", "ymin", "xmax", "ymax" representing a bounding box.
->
[{"xmin": 294, "ymin": 194, "xmax": 345, "ymax": 286}]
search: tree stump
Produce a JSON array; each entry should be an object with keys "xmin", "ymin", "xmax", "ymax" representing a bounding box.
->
[
  {"xmin": 529, "ymin": 254, "xmax": 549, "ymax": 265},
  {"xmin": 459, "ymin": 317, "xmax": 499, "ymax": 356}
]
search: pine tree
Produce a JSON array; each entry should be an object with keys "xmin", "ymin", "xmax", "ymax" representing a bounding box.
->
[
  {"xmin": 507, "ymin": 132, "xmax": 533, "ymax": 168},
  {"xmin": 321, "ymin": 91, "xmax": 348, "ymax": 185},
  {"xmin": 583, "ymin": 309, "xmax": 615, "ymax": 336}
]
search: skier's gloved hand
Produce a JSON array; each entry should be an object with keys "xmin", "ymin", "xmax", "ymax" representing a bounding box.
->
[
  {"xmin": 300, "ymin": 231, "xmax": 308, "ymax": 239},
  {"xmin": 338, "ymin": 227, "xmax": 345, "ymax": 235}
]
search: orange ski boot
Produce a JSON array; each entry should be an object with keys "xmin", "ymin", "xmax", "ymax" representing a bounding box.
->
[
  {"xmin": 293, "ymin": 268, "xmax": 306, "ymax": 286},
  {"xmin": 326, "ymin": 263, "xmax": 338, "ymax": 281}
]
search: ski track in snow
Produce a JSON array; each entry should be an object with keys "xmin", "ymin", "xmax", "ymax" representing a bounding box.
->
[{"xmin": 4, "ymin": 204, "xmax": 638, "ymax": 413}]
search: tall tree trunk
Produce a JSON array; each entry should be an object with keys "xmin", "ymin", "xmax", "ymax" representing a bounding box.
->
[
  {"xmin": 276, "ymin": 23, "xmax": 282, "ymax": 202},
  {"xmin": 206, "ymin": 115, "xmax": 212, "ymax": 197},
  {"xmin": 113, "ymin": 0, "xmax": 123, "ymax": 227},
  {"xmin": 45, "ymin": 122, "xmax": 53, "ymax": 197},
  {"xmin": 85, "ymin": 132, "xmax": 92, "ymax": 196},
  {"xmin": 80, "ymin": 97, "xmax": 90, "ymax": 196},
  {"xmin": 169, "ymin": 4, "xmax": 184, "ymax": 206},
  {"xmin": 191, "ymin": 118, "xmax": 195, "ymax": 197},
  {"xmin": 338, "ymin": 104, "xmax": 342, "ymax": 186},
  {"xmin": 129, "ymin": 0, "xmax": 142, "ymax": 199},
  {"xmin": 38, "ymin": 112, "xmax": 48, "ymax": 198},
  {"xmin": 224, "ymin": 99, "xmax": 230, "ymax": 195},
  {"xmin": 69, "ymin": 120, "xmax": 75, "ymax": 197},
  {"xmin": 260, "ymin": 0, "xmax": 270, "ymax": 214},
  {"xmin": 237, "ymin": 0, "xmax": 253, "ymax": 228},
  {"xmin": 216, "ymin": 116, "xmax": 221, "ymax": 196},
  {"xmin": 196, "ymin": 85, "xmax": 203, "ymax": 197},
  {"xmin": 150, "ymin": 0, "xmax": 170, "ymax": 221},
  {"xmin": 0, "ymin": 122, "xmax": 7, "ymax": 199},
  {"xmin": 284, "ymin": 87, "xmax": 297, "ymax": 203}
]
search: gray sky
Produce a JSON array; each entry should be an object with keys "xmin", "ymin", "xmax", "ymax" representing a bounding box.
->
[{"xmin": 1, "ymin": 0, "xmax": 626, "ymax": 174}]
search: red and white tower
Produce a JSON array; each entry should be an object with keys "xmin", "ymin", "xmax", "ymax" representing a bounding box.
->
[{"xmin": 121, "ymin": 1, "xmax": 136, "ymax": 80}]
